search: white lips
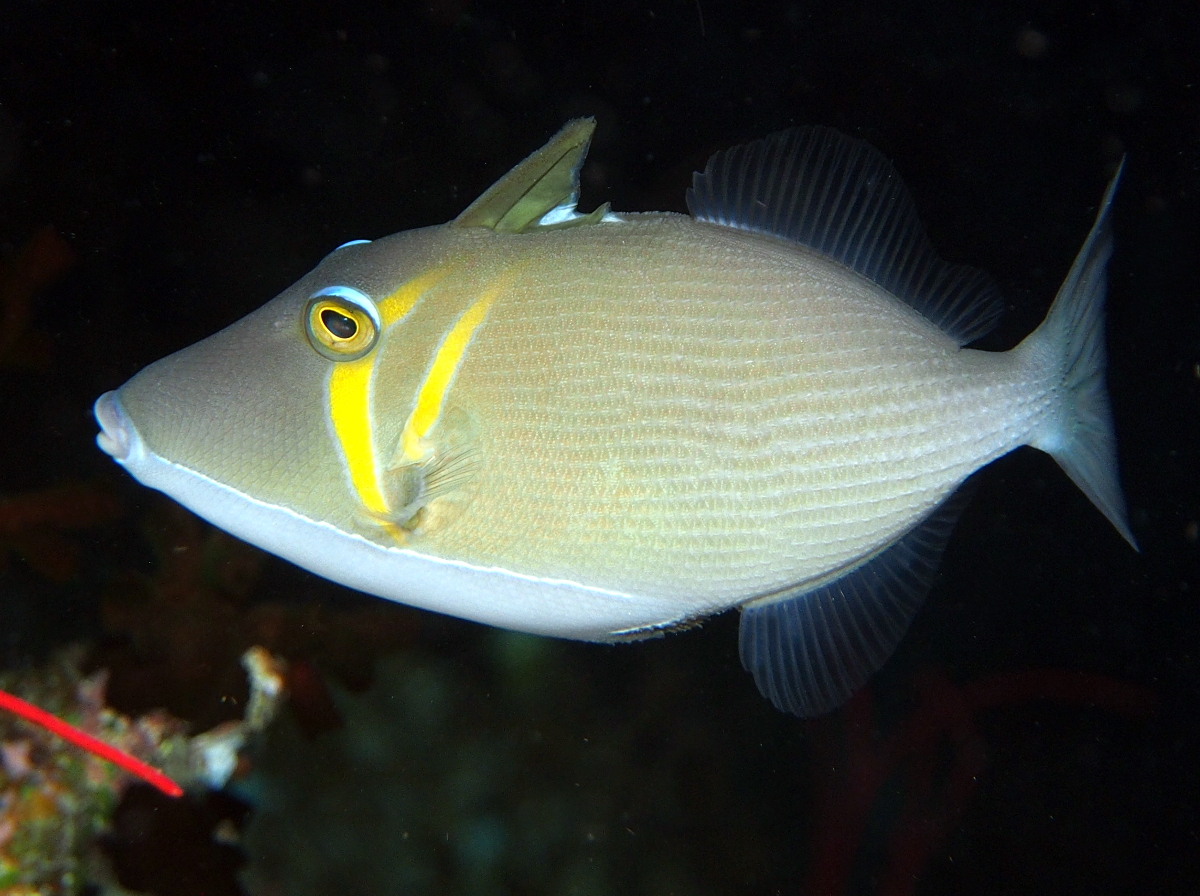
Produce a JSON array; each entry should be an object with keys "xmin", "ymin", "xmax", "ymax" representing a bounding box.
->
[{"xmin": 93, "ymin": 391, "xmax": 135, "ymax": 462}]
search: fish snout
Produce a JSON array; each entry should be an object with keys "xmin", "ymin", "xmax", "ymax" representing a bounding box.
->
[{"xmin": 94, "ymin": 391, "xmax": 137, "ymax": 463}]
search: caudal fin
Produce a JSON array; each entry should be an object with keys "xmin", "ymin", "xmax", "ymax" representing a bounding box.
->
[{"xmin": 1025, "ymin": 160, "xmax": 1137, "ymax": 549}]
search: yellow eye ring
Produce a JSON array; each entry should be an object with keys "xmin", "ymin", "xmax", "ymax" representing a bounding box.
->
[{"xmin": 305, "ymin": 291, "xmax": 379, "ymax": 361}]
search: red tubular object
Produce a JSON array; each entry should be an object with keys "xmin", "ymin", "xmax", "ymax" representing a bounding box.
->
[{"xmin": 0, "ymin": 687, "xmax": 183, "ymax": 798}]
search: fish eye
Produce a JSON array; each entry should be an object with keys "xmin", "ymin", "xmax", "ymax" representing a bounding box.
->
[
  {"xmin": 305, "ymin": 291, "xmax": 379, "ymax": 361},
  {"xmin": 321, "ymin": 308, "xmax": 357, "ymax": 339}
]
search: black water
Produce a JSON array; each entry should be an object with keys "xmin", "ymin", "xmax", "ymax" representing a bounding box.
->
[{"xmin": 0, "ymin": 1, "xmax": 1196, "ymax": 893}]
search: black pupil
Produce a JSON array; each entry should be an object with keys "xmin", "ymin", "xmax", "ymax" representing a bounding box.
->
[{"xmin": 321, "ymin": 308, "xmax": 358, "ymax": 340}]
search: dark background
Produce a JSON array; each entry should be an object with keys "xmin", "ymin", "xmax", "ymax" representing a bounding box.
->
[{"xmin": 0, "ymin": 1, "xmax": 1196, "ymax": 893}]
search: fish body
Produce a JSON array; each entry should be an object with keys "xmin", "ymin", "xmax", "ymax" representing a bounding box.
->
[{"xmin": 95, "ymin": 120, "xmax": 1134, "ymax": 716}]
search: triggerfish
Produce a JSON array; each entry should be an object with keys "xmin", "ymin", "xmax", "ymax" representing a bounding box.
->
[{"xmin": 94, "ymin": 120, "xmax": 1136, "ymax": 717}]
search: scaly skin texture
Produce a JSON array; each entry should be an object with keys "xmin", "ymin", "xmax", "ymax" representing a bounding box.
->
[{"xmin": 116, "ymin": 212, "xmax": 1048, "ymax": 622}]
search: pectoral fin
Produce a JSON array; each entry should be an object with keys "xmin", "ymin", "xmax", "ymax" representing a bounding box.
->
[
  {"xmin": 380, "ymin": 406, "xmax": 480, "ymax": 537},
  {"xmin": 453, "ymin": 118, "xmax": 609, "ymax": 233}
]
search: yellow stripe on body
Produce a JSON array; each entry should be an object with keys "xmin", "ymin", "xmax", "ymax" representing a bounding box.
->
[
  {"xmin": 329, "ymin": 358, "xmax": 387, "ymax": 513},
  {"xmin": 399, "ymin": 276, "xmax": 509, "ymax": 463},
  {"xmin": 327, "ymin": 268, "xmax": 448, "ymax": 516}
]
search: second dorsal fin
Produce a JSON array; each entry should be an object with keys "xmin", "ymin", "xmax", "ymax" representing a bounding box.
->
[{"xmin": 686, "ymin": 127, "xmax": 1005, "ymax": 345}]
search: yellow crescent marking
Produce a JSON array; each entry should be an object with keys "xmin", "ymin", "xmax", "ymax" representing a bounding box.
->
[
  {"xmin": 399, "ymin": 273, "xmax": 511, "ymax": 463},
  {"xmin": 327, "ymin": 267, "xmax": 449, "ymax": 516}
]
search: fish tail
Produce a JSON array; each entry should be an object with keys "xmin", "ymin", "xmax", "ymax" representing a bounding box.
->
[{"xmin": 1022, "ymin": 160, "xmax": 1137, "ymax": 549}]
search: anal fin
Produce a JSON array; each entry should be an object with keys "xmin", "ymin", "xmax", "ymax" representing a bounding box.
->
[{"xmin": 738, "ymin": 486, "xmax": 970, "ymax": 718}]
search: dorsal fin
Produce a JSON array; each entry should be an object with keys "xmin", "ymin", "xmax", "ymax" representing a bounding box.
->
[
  {"xmin": 686, "ymin": 127, "xmax": 1005, "ymax": 345},
  {"xmin": 453, "ymin": 118, "xmax": 610, "ymax": 234}
]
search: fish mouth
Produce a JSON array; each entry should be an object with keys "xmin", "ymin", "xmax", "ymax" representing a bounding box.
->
[{"xmin": 94, "ymin": 391, "xmax": 137, "ymax": 462}]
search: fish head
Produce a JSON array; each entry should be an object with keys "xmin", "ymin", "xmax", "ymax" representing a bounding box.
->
[
  {"xmin": 92, "ymin": 119, "xmax": 622, "ymax": 637},
  {"xmin": 95, "ymin": 116, "xmax": 604, "ymax": 552},
  {"xmin": 93, "ymin": 225, "xmax": 475, "ymax": 559}
]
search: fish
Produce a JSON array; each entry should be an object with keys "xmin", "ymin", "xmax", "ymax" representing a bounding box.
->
[{"xmin": 94, "ymin": 119, "xmax": 1136, "ymax": 718}]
